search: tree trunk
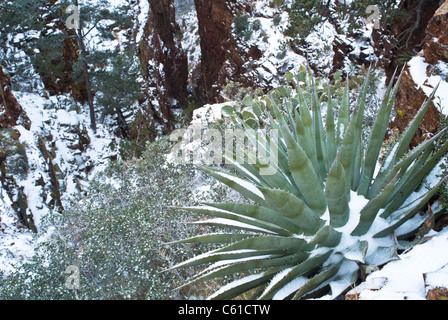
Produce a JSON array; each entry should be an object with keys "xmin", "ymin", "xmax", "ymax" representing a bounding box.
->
[{"xmin": 74, "ymin": 0, "xmax": 96, "ymax": 133}]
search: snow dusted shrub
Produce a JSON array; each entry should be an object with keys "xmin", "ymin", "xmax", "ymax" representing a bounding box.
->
[
  {"xmin": 233, "ymin": 12, "xmax": 253, "ymax": 41},
  {"xmin": 0, "ymin": 139, "xmax": 226, "ymax": 300},
  {"xmin": 168, "ymin": 69, "xmax": 448, "ymax": 300}
]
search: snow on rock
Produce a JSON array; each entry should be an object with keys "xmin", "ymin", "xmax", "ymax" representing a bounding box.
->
[
  {"xmin": 0, "ymin": 90, "xmax": 118, "ymax": 274},
  {"xmin": 347, "ymin": 228, "xmax": 448, "ymax": 300},
  {"xmin": 408, "ymin": 56, "xmax": 448, "ymax": 115}
]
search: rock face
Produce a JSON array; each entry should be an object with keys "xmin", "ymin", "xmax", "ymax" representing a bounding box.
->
[
  {"xmin": 0, "ymin": 67, "xmax": 30, "ymax": 130},
  {"xmin": 389, "ymin": 0, "xmax": 448, "ymax": 146},
  {"xmin": 36, "ymin": 3, "xmax": 88, "ymax": 103},
  {"xmin": 372, "ymin": 0, "xmax": 441, "ymax": 84},
  {"xmin": 423, "ymin": 0, "xmax": 448, "ymax": 65},
  {"xmin": 137, "ymin": 0, "xmax": 189, "ymax": 138},
  {"xmin": 192, "ymin": 0, "xmax": 254, "ymax": 104},
  {"xmin": 148, "ymin": 0, "xmax": 189, "ymax": 106}
]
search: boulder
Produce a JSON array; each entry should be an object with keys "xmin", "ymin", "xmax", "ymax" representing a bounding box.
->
[{"xmin": 0, "ymin": 66, "xmax": 31, "ymax": 130}]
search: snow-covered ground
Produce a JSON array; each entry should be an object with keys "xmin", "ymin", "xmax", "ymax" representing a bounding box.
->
[
  {"xmin": 0, "ymin": 91, "xmax": 118, "ymax": 274},
  {"xmin": 408, "ymin": 56, "xmax": 448, "ymax": 116},
  {"xmin": 348, "ymin": 227, "xmax": 448, "ymax": 300}
]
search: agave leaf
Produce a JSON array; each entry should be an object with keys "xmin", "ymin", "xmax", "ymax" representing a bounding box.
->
[
  {"xmin": 374, "ymin": 177, "xmax": 446, "ymax": 238},
  {"xmin": 383, "ymin": 146, "xmax": 433, "ymax": 206},
  {"xmin": 378, "ymin": 83, "xmax": 440, "ymax": 175},
  {"xmin": 200, "ymin": 166, "xmax": 267, "ymax": 204},
  {"xmin": 283, "ymin": 127, "xmax": 327, "ymax": 215},
  {"xmin": 223, "ymin": 142, "xmax": 299, "ymax": 197},
  {"xmin": 213, "ymin": 235, "xmax": 309, "ymax": 253},
  {"xmin": 351, "ymin": 172, "xmax": 400, "ymax": 236},
  {"xmin": 337, "ymin": 72, "xmax": 369, "ymax": 190},
  {"xmin": 296, "ymin": 86, "xmax": 319, "ymax": 172},
  {"xmin": 271, "ymin": 276, "xmax": 309, "ymax": 300},
  {"xmin": 197, "ymin": 252, "xmax": 309, "ymax": 290},
  {"xmin": 365, "ymin": 245, "xmax": 399, "ymax": 266},
  {"xmin": 235, "ymin": 115, "xmax": 292, "ymax": 178},
  {"xmin": 310, "ymin": 225, "xmax": 342, "ymax": 248},
  {"xmin": 258, "ymin": 187, "xmax": 325, "ymax": 235},
  {"xmin": 190, "ymin": 218, "xmax": 281, "ymax": 235},
  {"xmin": 337, "ymin": 80, "xmax": 350, "ymax": 143},
  {"xmin": 368, "ymin": 129, "xmax": 446, "ymax": 199},
  {"xmin": 326, "ymin": 85, "xmax": 337, "ymax": 168},
  {"xmin": 285, "ymin": 100, "xmax": 298, "ymax": 142},
  {"xmin": 357, "ymin": 70, "xmax": 402, "ymax": 196},
  {"xmin": 326, "ymin": 260, "xmax": 360, "ymax": 299},
  {"xmin": 182, "ymin": 250, "xmax": 311, "ymax": 296},
  {"xmin": 167, "ymin": 233, "xmax": 253, "ymax": 245},
  {"xmin": 392, "ymin": 84, "xmax": 440, "ymax": 161},
  {"xmin": 222, "ymin": 154, "xmax": 266, "ymax": 186},
  {"xmin": 182, "ymin": 205, "xmax": 291, "ymax": 235},
  {"xmin": 207, "ymin": 202, "xmax": 305, "ymax": 235},
  {"xmin": 311, "ymin": 76, "xmax": 329, "ymax": 179},
  {"xmin": 292, "ymin": 261, "xmax": 342, "ymax": 300},
  {"xmin": 169, "ymin": 241, "xmax": 286, "ymax": 271},
  {"xmin": 325, "ymin": 154, "xmax": 350, "ymax": 228},
  {"xmin": 208, "ymin": 271, "xmax": 276, "ymax": 300},
  {"xmin": 258, "ymin": 250, "xmax": 333, "ymax": 299},
  {"xmin": 381, "ymin": 138, "xmax": 448, "ymax": 217},
  {"xmin": 340, "ymin": 240, "xmax": 369, "ymax": 264},
  {"xmin": 351, "ymin": 136, "xmax": 363, "ymax": 191}
]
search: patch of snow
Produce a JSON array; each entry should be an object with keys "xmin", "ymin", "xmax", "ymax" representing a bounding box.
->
[
  {"xmin": 408, "ymin": 56, "xmax": 448, "ymax": 115},
  {"xmin": 356, "ymin": 228, "xmax": 448, "ymax": 300}
]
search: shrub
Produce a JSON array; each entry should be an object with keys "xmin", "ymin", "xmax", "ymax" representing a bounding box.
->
[
  {"xmin": 234, "ymin": 12, "xmax": 253, "ymax": 41},
  {"xmin": 0, "ymin": 139, "xmax": 227, "ymax": 300},
  {"xmin": 285, "ymin": 0, "xmax": 324, "ymax": 41}
]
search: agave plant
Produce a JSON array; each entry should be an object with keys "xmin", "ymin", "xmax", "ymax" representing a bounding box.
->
[{"xmin": 167, "ymin": 69, "xmax": 448, "ymax": 300}]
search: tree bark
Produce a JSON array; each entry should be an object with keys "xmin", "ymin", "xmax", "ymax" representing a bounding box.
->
[
  {"xmin": 147, "ymin": 0, "xmax": 189, "ymax": 106},
  {"xmin": 74, "ymin": 0, "xmax": 96, "ymax": 133}
]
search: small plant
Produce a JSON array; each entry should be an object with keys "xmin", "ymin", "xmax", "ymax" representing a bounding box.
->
[
  {"xmin": 285, "ymin": 0, "xmax": 324, "ymax": 42},
  {"xmin": 233, "ymin": 12, "xmax": 253, "ymax": 41},
  {"xmin": 0, "ymin": 139, "xmax": 226, "ymax": 300},
  {"xmin": 168, "ymin": 69, "xmax": 448, "ymax": 300},
  {"xmin": 269, "ymin": 0, "xmax": 285, "ymax": 8}
]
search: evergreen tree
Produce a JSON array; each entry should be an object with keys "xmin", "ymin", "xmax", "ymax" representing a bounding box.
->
[{"xmin": 1, "ymin": 0, "xmax": 138, "ymax": 134}]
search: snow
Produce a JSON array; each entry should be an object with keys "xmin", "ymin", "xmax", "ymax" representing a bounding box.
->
[
  {"xmin": 0, "ymin": 90, "xmax": 117, "ymax": 274},
  {"xmin": 0, "ymin": 187, "xmax": 36, "ymax": 273},
  {"xmin": 135, "ymin": 0, "xmax": 150, "ymax": 43},
  {"xmin": 355, "ymin": 228, "xmax": 448, "ymax": 300},
  {"xmin": 408, "ymin": 56, "xmax": 448, "ymax": 115}
]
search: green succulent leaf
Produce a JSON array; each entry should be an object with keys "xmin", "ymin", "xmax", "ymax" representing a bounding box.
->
[
  {"xmin": 325, "ymin": 154, "xmax": 350, "ymax": 228},
  {"xmin": 358, "ymin": 70, "xmax": 402, "ymax": 196},
  {"xmin": 292, "ymin": 261, "xmax": 342, "ymax": 300},
  {"xmin": 258, "ymin": 187, "xmax": 325, "ymax": 235},
  {"xmin": 283, "ymin": 126, "xmax": 327, "ymax": 215}
]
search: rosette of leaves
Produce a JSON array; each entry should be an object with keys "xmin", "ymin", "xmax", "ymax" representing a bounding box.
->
[{"xmin": 167, "ymin": 69, "xmax": 448, "ymax": 300}]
